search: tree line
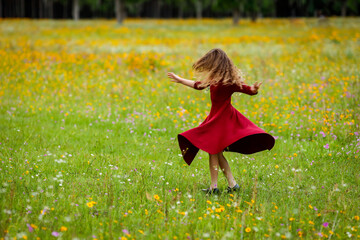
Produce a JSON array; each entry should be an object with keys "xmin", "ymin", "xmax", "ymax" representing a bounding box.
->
[{"xmin": 1, "ymin": 0, "xmax": 359, "ymax": 24}]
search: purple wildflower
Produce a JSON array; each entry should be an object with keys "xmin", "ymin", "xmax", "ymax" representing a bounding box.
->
[{"xmin": 26, "ymin": 224, "xmax": 34, "ymax": 232}]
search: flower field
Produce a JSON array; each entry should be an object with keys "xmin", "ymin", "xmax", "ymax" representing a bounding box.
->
[{"xmin": 0, "ymin": 18, "xmax": 359, "ymax": 239}]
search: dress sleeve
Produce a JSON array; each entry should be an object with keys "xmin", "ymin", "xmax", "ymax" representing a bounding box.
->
[
  {"xmin": 232, "ymin": 83, "xmax": 258, "ymax": 95},
  {"xmin": 194, "ymin": 81, "xmax": 206, "ymax": 90}
]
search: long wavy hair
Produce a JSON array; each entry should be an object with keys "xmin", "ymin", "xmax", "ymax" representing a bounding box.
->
[{"xmin": 192, "ymin": 48, "xmax": 244, "ymax": 88}]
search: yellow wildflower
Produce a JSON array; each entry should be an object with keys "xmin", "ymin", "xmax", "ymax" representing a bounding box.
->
[{"xmin": 86, "ymin": 201, "xmax": 97, "ymax": 208}]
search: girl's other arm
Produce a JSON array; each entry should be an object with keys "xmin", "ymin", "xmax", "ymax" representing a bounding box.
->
[
  {"xmin": 234, "ymin": 82, "xmax": 262, "ymax": 95},
  {"xmin": 167, "ymin": 72, "xmax": 202, "ymax": 89}
]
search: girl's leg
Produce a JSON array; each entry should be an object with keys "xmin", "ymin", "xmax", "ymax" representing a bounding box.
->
[
  {"xmin": 209, "ymin": 154, "xmax": 220, "ymax": 189},
  {"xmin": 218, "ymin": 152, "xmax": 237, "ymax": 188}
]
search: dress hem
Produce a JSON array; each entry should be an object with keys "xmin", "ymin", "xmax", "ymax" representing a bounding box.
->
[{"xmin": 178, "ymin": 133, "xmax": 275, "ymax": 165}]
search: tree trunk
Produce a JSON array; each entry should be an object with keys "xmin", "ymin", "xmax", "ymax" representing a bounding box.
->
[
  {"xmin": 153, "ymin": 0, "xmax": 161, "ymax": 18},
  {"xmin": 16, "ymin": 0, "xmax": 20, "ymax": 17},
  {"xmin": 272, "ymin": 0, "xmax": 277, "ymax": 17},
  {"xmin": 115, "ymin": 0, "xmax": 125, "ymax": 24},
  {"xmin": 134, "ymin": 2, "xmax": 143, "ymax": 18},
  {"xmin": 39, "ymin": 0, "xmax": 43, "ymax": 18},
  {"xmin": 73, "ymin": 0, "xmax": 79, "ymax": 20},
  {"xmin": 20, "ymin": 0, "xmax": 25, "ymax": 17},
  {"xmin": 232, "ymin": 9, "xmax": 240, "ymax": 25},
  {"xmin": 44, "ymin": 0, "xmax": 48, "ymax": 18},
  {"xmin": 31, "ymin": 0, "xmax": 36, "ymax": 18},
  {"xmin": 195, "ymin": 0, "xmax": 202, "ymax": 19},
  {"xmin": 291, "ymin": 8, "xmax": 296, "ymax": 17},
  {"xmin": 291, "ymin": 1, "xmax": 296, "ymax": 17},
  {"xmin": 49, "ymin": 0, "xmax": 53, "ymax": 18},
  {"xmin": 178, "ymin": 1, "xmax": 184, "ymax": 19},
  {"xmin": 63, "ymin": 0, "xmax": 68, "ymax": 19},
  {"xmin": 341, "ymin": 0, "xmax": 347, "ymax": 16}
]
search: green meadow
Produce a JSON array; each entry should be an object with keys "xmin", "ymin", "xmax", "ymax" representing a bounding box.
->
[{"xmin": 0, "ymin": 18, "xmax": 359, "ymax": 239}]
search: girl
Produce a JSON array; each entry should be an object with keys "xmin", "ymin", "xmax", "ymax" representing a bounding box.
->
[{"xmin": 168, "ymin": 48, "xmax": 275, "ymax": 194}]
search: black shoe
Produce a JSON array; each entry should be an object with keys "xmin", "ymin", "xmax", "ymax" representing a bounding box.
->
[
  {"xmin": 201, "ymin": 188, "xmax": 220, "ymax": 195},
  {"xmin": 226, "ymin": 184, "xmax": 240, "ymax": 193}
]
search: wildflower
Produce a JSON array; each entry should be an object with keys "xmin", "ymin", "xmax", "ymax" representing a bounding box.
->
[
  {"xmin": 324, "ymin": 144, "xmax": 329, "ymax": 149},
  {"xmin": 60, "ymin": 226, "xmax": 67, "ymax": 231},
  {"xmin": 138, "ymin": 230, "xmax": 144, "ymax": 235},
  {"xmin": 245, "ymin": 227, "xmax": 251, "ymax": 232},
  {"xmin": 289, "ymin": 217, "xmax": 295, "ymax": 221},
  {"xmin": 309, "ymin": 221, "xmax": 314, "ymax": 225},
  {"xmin": 322, "ymin": 222, "xmax": 329, "ymax": 228},
  {"xmin": 275, "ymin": 165, "xmax": 279, "ymax": 169},
  {"xmin": 154, "ymin": 195, "xmax": 160, "ymax": 200},
  {"xmin": 206, "ymin": 200, "xmax": 212, "ymax": 205},
  {"xmin": 86, "ymin": 201, "xmax": 97, "ymax": 208},
  {"xmin": 122, "ymin": 229, "xmax": 129, "ymax": 235},
  {"xmin": 354, "ymin": 216, "xmax": 360, "ymax": 221},
  {"xmin": 215, "ymin": 207, "xmax": 225, "ymax": 213},
  {"xmin": 26, "ymin": 224, "xmax": 34, "ymax": 232},
  {"xmin": 52, "ymin": 232, "xmax": 59, "ymax": 237}
]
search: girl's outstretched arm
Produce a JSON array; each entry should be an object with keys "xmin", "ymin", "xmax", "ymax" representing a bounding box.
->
[
  {"xmin": 167, "ymin": 72, "xmax": 196, "ymax": 89},
  {"xmin": 233, "ymin": 82, "xmax": 262, "ymax": 95}
]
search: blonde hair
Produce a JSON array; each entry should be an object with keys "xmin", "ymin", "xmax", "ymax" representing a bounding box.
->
[{"xmin": 192, "ymin": 48, "xmax": 244, "ymax": 88}]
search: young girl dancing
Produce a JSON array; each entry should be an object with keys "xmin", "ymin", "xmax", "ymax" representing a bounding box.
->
[{"xmin": 167, "ymin": 48, "xmax": 275, "ymax": 194}]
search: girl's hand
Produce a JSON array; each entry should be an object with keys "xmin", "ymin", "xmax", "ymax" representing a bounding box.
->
[
  {"xmin": 167, "ymin": 72, "xmax": 182, "ymax": 83},
  {"xmin": 251, "ymin": 82, "xmax": 262, "ymax": 94}
]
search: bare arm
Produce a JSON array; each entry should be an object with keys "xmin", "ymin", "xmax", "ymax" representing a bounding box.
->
[{"xmin": 167, "ymin": 72, "xmax": 196, "ymax": 89}]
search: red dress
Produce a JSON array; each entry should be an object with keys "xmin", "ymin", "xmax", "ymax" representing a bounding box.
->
[{"xmin": 178, "ymin": 81, "xmax": 275, "ymax": 165}]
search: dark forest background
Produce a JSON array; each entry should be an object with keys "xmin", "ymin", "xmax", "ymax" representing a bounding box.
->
[{"xmin": 1, "ymin": 0, "xmax": 360, "ymax": 24}]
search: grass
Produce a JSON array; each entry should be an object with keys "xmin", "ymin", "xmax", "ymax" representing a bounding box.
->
[{"xmin": 0, "ymin": 18, "xmax": 359, "ymax": 239}]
